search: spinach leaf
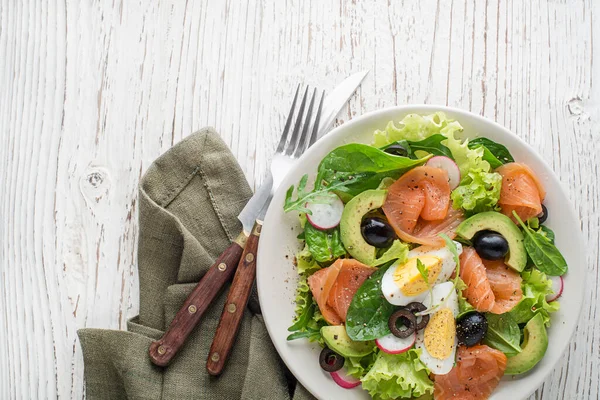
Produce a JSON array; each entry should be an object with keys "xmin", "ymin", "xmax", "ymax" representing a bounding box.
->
[
  {"xmin": 346, "ymin": 262, "xmax": 396, "ymax": 341},
  {"xmin": 288, "ymin": 303, "xmax": 315, "ymax": 332},
  {"xmin": 483, "ymin": 313, "xmax": 522, "ymax": 357},
  {"xmin": 539, "ymin": 225, "xmax": 555, "ymax": 244},
  {"xmin": 317, "ymin": 144, "xmax": 429, "ymax": 200},
  {"xmin": 408, "ymin": 134, "xmax": 453, "ymax": 158},
  {"xmin": 468, "ymin": 137, "xmax": 514, "ymax": 166},
  {"xmin": 304, "ymin": 224, "xmax": 346, "ymax": 262},
  {"xmin": 284, "ymin": 174, "xmax": 357, "ymax": 214},
  {"xmin": 514, "ymin": 212, "xmax": 567, "ymax": 276}
]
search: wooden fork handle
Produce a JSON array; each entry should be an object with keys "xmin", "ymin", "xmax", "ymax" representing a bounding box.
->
[
  {"xmin": 206, "ymin": 220, "xmax": 262, "ymax": 376},
  {"xmin": 148, "ymin": 233, "xmax": 247, "ymax": 367}
]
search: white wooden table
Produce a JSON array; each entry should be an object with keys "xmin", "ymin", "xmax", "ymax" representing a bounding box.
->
[{"xmin": 0, "ymin": 1, "xmax": 598, "ymax": 398}]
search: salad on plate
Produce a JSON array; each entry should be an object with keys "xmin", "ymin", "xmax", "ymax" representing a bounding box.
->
[{"xmin": 283, "ymin": 112, "xmax": 567, "ymax": 399}]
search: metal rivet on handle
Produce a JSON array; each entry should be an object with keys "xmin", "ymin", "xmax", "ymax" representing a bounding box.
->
[
  {"xmin": 211, "ymin": 352, "xmax": 220, "ymax": 362},
  {"xmin": 227, "ymin": 303, "xmax": 237, "ymax": 314},
  {"xmin": 188, "ymin": 305, "xmax": 197, "ymax": 314},
  {"xmin": 218, "ymin": 263, "xmax": 227, "ymax": 272},
  {"xmin": 245, "ymin": 253, "xmax": 254, "ymax": 263},
  {"xmin": 158, "ymin": 346, "xmax": 166, "ymax": 355}
]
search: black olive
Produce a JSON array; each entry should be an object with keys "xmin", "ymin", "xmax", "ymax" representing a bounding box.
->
[
  {"xmin": 456, "ymin": 311, "xmax": 488, "ymax": 347},
  {"xmin": 538, "ymin": 204, "xmax": 548, "ymax": 224},
  {"xmin": 361, "ymin": 217, "xmax": 397, "ymax": 248},
  {"xmin": 388, "ymin": 308, "xmax": 416, "ymax": 338},
  {"xmin": 472, "ymin": 230, "xmax": 509, "ymax": 260},
  {"xmin": 384, "ymin": 144, "xmax": 409, "ymax": 157},
  {"xmin": 319, "ymin": 347, "xmax": 344, "ymax": 372},
  {"xmin": 405, "ymin": 302, "xmax": 430, "ymax": 331}
]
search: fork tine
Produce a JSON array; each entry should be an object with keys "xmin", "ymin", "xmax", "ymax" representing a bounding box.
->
[
  {"xmin": 276, "ymin": 84, "xmax": 301, "ymax": 153},
  {"xmin": 293, "ymin": 88, "xmax": 318, "ymax": 158},
  {"xmin": 284, "ymin": 86, "xmax": 310, "ymax": 156},
  {"xmin": 307, "ymin": 90, "xmax": 325, "ymax": 147}
]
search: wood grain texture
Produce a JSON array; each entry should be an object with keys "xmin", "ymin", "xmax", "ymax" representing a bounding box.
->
[{"xmin": 0, "ymin": 0, "xmax": 597, "ymax": 398}]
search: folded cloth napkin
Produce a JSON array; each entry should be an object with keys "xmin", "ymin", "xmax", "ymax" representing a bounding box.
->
[{"xmin": 78, "ymin": 129, "xmax": 315, "ymax": 400}]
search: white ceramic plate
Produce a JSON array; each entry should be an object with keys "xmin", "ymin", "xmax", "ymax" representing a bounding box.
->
[{"xmin": 257, "ymin": 105, "xmax": 584, "ymax": 400}]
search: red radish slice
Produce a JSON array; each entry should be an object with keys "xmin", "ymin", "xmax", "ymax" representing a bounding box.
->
[
  {"xmin": 306, "ymin": 195, "xmax": 344, "ymax": 230},
  {"xmin": 330, "ymin": 368, "xmax": 361, "ymax": 389},
  {"xmin": 546, "ymin": 275, "xmax": 564, "ymax": 302},
  {"xmin": 426, "ymin": 156, "xmax": 461, "ymax": 189},
  {"xmin": 375, "ymin": 332, "xmax": 416, "ymax": 354}
]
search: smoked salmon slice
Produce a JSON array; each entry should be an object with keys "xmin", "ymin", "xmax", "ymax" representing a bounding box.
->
[
  {"xmin": 383, "ymin": 166, "xmax": 453, "ymax": 246},
  {"xmin": 308, "ymin": 259, "xmax": 375, "ymax": 324},
  {"xmin": 433, "ymin": 345, "xmax": 507, "ymax": 400},
  {"xmin": 459, "ymin": 247, "xmax": 522, "ymax": 314},
  {"xmin": 327, "ymin": 259, "xmax": 376, "ymax": 320},
  {"xmin": 496, "ymin": 163, "xmax": 546, "ymax": 223}
]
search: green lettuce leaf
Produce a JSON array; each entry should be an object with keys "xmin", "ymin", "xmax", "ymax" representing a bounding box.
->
[
  {"xmin": 372, "ymin": 112, "xmax": 455, "ymax": 146},
  {"xmin": 345, "ymin": 352, "xmax": 379, "ymax": 379},
  {"xmin": 303, "ymin": 224, "xmax": 346, "ymax": 263},
  {"xmin": 443, "ymin": 129, "xmax": 491, "ymax": 178},
  {"xmin": 451, "ymin": 169, "xmax": 502, "ymax": 214},
  {"xmin": 295, "ymin": 245, "xmax": 321, "ymax": 275},
  {"xmin": 361, "ymin": 350, "xmax": 434, "ymax": 399},
  {"xmin": 509, "ymin": 269, "xmax": 560, "ymax": 326}
]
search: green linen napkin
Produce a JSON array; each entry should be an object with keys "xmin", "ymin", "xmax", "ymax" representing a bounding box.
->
[{"xmin": 78, "ymin": 128, "xmax": 315, "ymax": 400}]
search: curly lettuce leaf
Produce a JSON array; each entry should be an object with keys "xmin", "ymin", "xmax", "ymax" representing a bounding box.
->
[
  {"xmin": 509, "ymin": 269, "xmax": 560, "ymax": 326},
  {"xmin": 361, "ymin": 350, "xmax": 434, "ymax": 400},
  {"xmin": 345, "ymin": 352, "xmax": 378, "ymax": 379},
  {"xmin": 451, "ymin": 169, "xmax": 502, "ymax": 214},
  {"xmin": 373, "ymin": 112, "xmax": 455, "ymax": 146},
  {"xmin": 443, "ymin": 129, "xmax": 491, "ymax": 178}
]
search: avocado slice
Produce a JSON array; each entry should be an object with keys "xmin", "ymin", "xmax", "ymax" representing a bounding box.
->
[
  {"xmin": 321, "ymin": 326, "xmax": 374, "ymax": 357},
  {"xmin": 340, "ymin": 189, "xmax": 407, "ymax": 266},
  {"xmin": 455, "ymin": 211, "xmax": 527, "ymax": 272},
  {"xmin": 505, "ymin": 313, "xmax": 548, "ymax": 375}
]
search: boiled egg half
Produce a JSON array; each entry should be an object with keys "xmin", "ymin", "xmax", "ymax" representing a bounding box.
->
[
  {"xmin": 381, "ymin": 242, "xmax": 462, "ymax": 306},
  {"xmin": 415, "ymin": 281, "xmax": 459, "ymax": 375}
]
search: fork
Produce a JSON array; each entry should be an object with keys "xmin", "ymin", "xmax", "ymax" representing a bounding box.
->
[{"xmin": 204, "ymin": 85, "xmax": 325, "ymax": 375}]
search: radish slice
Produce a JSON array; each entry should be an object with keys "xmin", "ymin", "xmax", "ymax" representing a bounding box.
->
[
  {"xmin": 375, "ymin": 332, "xmax": 416, "ymax": 354},
  {"xmin": 330, "ymin": 368, "xmax": 361, "ymax": 389},
  {"xmin": 426, "ymin": 156, "xmax": 461, "ymax": 189},
  {"xmin": 546, "ymin": 275, "xmax": 564, "ymax": 302},
  {"xmin": 306, "ymin": 195, "xmax": 344, "ymax": 230}
]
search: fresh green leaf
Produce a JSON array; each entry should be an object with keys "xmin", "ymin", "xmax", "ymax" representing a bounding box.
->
[
  {"xmin": 451, "ymin": 169, "xmax": 502, "ymax": 214},
  {"xmin": 372, "ymin": 112, "xmax": 458, "ymax": 146},
  {"xmin": 513, "ymin": 212, "xmax": 568, "ymax": 276},
  {"xmin": 443, "ymin": 129, "xmax": 491, "ymax": 177},
  {"xmin": 416, "ymin": 259, "xmax": 429, "ymax": 286},
  {"xmin": 284, "ymin": 174, "xmax": 357, "ymax": 214},
  {"xmin": 539, "ymin": 225, "xmax": 555, "ymax": 244},
  {"xmin": 345, "ymin": 352, "xmax": 379, "ymax": 379},
  {"xmin": 361, "ymin": 350, "xmax": 434, "ymax": 399},
  {"xmin": 304, "ymin": 224, "xmax": 346, "ymax": 263},
  {"xmin": 286, "ymin": 329, "xmax": 321, "ymax": 341},
  {"xmin": 288, "ymin": 303, "xmax": 315, "ymax": 332},
  {"xmin": 469, "ymin": 137, "xmax": 515, "ymax": 165},
  {"xmin": 483, "ymin": 313, "xmax": 522, "ymax": 357},
  {"xmin": 295, "ymin": 245, "xmax": 321, "ymax": 275},
  {"xmin": 527, "ymin": 217, "xmax": 540, "ymax": 230},
  {"xmin": 408, "ymin": 134, "xmax": 453, "ymax": 158},
  {"xmin": 509, "ymin": 269, "xmax": 560, "ymax": 326},
  {"xmin": 346, "ymin": 262, "xmax": 396, "ymax": 341}
]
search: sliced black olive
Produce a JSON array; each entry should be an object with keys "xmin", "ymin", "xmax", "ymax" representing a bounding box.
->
[
  {"xmin": 472, "ymin": 230, "xmax": 509, "ymax": 260},
  {"xmin": 319, "ymin": 347, "xmax": 344, "ymax": 372},
  {"xmin": 388, "ymin": 308, "xmax": 416, "ymax": 338},
  {"xmin": 384, "ymin": 144, "xmax": 409, "ymax": 157},
  {"xmin": 361, "ymin": 217, "xmax": 397, "ymax": 248},
  {"xmin": 456, "ymin": 311, "xmax": 488, "ymax": 347},
  {"xmin": 538, "ymin": 204, "xmax": 548, "ymax": 224},
  {"xmin": 406, "ymin": 302, "xmax": 430, "ymax": 331}
]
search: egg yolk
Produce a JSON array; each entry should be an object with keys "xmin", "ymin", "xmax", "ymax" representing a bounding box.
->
[
  {"xmin": 424, "ymin": 307, "xmax": 456, "ymax": 360},
  {"xmin": 393, "ymin": 256, "xmax": 442, "ymax": 296}
]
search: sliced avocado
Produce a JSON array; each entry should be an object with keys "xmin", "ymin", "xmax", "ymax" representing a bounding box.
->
[
  {"xmin": 340, "ymin": 189, "xmax": 407, "ymax": 266},
  {"xmin": 505, "ymin": 313, "xmax": 548, "ymax": 375},
  {"xmin": 321, "ymin": 326, "xmax": 374, "ymax": 357},
  {"xmin": 455, "ymin": 211, "xmax": 527, "ymax": 272}
]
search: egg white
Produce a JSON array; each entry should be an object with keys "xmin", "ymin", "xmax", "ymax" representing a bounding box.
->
[
  {"xmin": 415, "ymin": 281, "xmax": 459, "ymax": 375},
  {"xmin": 381, "ymin": 242, "xmax": 463, "ymax": 306}
]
